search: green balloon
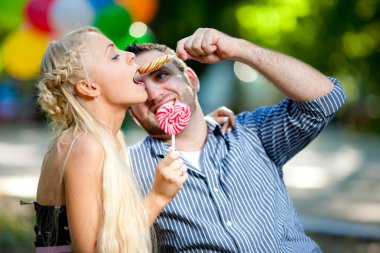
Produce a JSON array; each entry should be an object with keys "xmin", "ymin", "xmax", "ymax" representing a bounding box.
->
[
  {"xmin": 0, "ymin": 0, "xmax": 27, "ymax": 31},
  {"xmin": 94, "ymin": 3, "xmax": 132, "ymax": 45},
  {"xmin": 118, "ymin": 28, "xmax": 156, "ymax": 49},
  {"xmin": 134, "ymin": 29, "xmax": 156, "ymax": 43}
]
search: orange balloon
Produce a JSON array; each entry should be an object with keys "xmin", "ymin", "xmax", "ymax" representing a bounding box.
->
[
  {"xmin": 116, "ymin": 0, "xmax": 158, "ymax": 24},
  {"xmin": 3, "ymin": 28, "xmax": 49, "ymax": 80}
]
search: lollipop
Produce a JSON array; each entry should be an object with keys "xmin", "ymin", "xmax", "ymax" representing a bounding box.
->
[
  {"xmin": 156, "ymin": 103, "xmax": 191, "ymax": 150},
  {"xmin": 138, "ymin": 55, "xmax": 173, "ymax": 74}
]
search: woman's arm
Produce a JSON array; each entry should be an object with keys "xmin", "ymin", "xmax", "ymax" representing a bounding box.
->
[{"xmin": 143, "ymin": 149, "xmax": 187, "ymax": 225}]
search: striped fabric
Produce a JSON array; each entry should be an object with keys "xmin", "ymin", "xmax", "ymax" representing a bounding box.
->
[{"xmin": 129, "ymin": 78, "xmax": 347, "ymax": 253}]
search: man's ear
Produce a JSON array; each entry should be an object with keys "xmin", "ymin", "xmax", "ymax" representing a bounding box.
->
[
  {"xmin": 75, "ymin": 80, "xmax": 101, "ymax": 98},
  {"xmin": 185, "ymin": 68, "xmax": 200, "ymax": 92}
]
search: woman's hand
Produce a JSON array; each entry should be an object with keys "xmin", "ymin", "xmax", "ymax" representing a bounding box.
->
[
  {"xmin": 206, "ymin": 106, "xmax": 235, "ymax": 134},
  {"xmin": 144, "ymin": 149, "xmax": 187, "ymax": 224}
]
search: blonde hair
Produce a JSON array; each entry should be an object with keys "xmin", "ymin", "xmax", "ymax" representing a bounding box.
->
[{"xmin": 37, "ymin": 26, "xmax": 152, "ymax": 253}]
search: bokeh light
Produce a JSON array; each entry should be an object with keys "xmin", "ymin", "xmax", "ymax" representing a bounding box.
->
[
  {"xmin": 343, "ymin": 31, "xmax": 375, "ymax": 58},
  {"xmin": 233, "ymin": 62, "xmax": 259, "ymax": 83},
  {"xmin": 129, "ymin": 21, "xmax": 148, "ymax": 38}
]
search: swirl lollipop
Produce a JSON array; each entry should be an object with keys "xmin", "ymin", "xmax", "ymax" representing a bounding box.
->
[
  {"xmin": 156, "ymin": 103, "xmax": 191, "ymax": 150},
  {"xmin": 138, "ymin": 55, "xmax": 173, "ymax": 74}
]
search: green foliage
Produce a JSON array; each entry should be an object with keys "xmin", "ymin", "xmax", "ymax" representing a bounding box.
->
[{"xmin": 0, "ymin": 211, "xmax": 34, "ymax": 246}]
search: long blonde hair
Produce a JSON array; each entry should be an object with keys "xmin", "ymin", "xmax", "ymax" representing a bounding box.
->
[{"xmin": 37, "ymin": 26, "xmax": 152, "ymax": 253}]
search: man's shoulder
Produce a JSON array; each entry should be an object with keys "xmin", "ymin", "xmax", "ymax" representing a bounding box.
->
[
  {"xmin": 129, "ymin": 136, "xmax": 151, "ymax": 151},
  {"xmin": 235, "ymin": 108, "xmax": 265, "ymax": 125}
]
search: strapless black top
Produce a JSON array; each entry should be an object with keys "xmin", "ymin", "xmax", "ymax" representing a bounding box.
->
[{"xmin": 34, "ymin": 202, "xmax": 71, "ymax": 247}]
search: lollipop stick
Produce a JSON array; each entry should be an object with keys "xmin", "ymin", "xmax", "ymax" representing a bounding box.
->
[{"xmin": 172, "ymin": 134, "xmax": 176, "ymax": 151}]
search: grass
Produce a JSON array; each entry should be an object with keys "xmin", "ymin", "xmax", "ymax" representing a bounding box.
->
[{"xmin": 0, "ymin": 198, "xmax": 35, "ymax": 253}]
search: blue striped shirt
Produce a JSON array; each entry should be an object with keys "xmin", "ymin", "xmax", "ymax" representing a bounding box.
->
[{"xmin": 129, "ymin": 78, "xmax": 347, "ymax": 253}]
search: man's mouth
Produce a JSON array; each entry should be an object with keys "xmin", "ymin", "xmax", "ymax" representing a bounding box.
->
[{"xmin": 152, "ymin": 99, "xmax": 175, "ymax": 114}]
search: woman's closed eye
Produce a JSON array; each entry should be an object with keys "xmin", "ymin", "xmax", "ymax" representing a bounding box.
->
[{"xmin": 111, "ymin": 54, "xmax": 120, "ymax": 60}]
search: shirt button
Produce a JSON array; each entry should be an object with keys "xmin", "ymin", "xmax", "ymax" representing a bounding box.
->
[
  {"xmin": 226, "ymin": 221, "xmax": 233, "ymax": 227},
  {"xmin": 213, "ymin": 187, "xmax": 219, "ymax": 193}
]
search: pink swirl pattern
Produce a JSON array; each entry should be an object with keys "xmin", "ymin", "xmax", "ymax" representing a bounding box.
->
[{"xmin": 156, "ymin": 103, "xmax": 191, "ymax": 135}]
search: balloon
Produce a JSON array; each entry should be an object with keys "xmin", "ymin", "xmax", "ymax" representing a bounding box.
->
[
  {"xmin": 94, "ymin": 3, "xmax": 131, "ymax": 47},
  {"xmin": 48, "ymin": 0, "xmax": 95, "ymax": 36},
  {"xmin": 116, "ymin": 0, "xmax": 158, "ymax": 24},
  {"xmin": 88, "ymin": 0, "xmax": 113, "ymax": 12},
  {"xmin": 3, "ymin": 28, "xmax": 49, "ymax": 80},
  {"xmin": 0, "ymin": 48, "xmax": 4, "ymax": 75},
  {"xmin": 0, "ymin": 0, "xmax": 28, "ymax": 31},
  {"xmin": 0, "ymin": 82, "xmax": 19, "ymax": 121},
  {"xmin": 25, "ymin": 0, "xmax": 54, "ymax": 32}
]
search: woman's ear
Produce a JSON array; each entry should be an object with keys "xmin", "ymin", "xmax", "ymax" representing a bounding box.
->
[
  {"xmin": 75, "ymin": 80, "xmax": 101, "ymax": 98},
  {"xmin": 185, "ymin": 68, "xmax": 200, "ymax": 92}
]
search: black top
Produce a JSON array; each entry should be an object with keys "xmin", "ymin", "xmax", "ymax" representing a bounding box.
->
[{"xmin": 34, "ymin": 202, "xmax": 71, "ymax": 247}]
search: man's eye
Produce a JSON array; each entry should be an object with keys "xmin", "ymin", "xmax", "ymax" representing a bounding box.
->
[
  {"xmin": 155, "ymin": 72, "xmax": 169, "ymax": 81},
  {"xmin": 112, "ymin": 54, "xmax": 120, "ymax": 60}
]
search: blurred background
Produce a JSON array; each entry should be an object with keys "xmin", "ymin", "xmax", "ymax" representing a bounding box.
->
[{"xmin": 0, "ymin": 0, "xmax": 379, "ymax": 252}]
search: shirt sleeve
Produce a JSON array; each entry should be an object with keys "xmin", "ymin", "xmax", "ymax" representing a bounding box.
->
[{"xmin": 237, "ymin": 77, "xmax": 348, "ymax": 168}]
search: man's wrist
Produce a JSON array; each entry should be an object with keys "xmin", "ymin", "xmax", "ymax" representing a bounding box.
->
[{"xmin": 232, "ymin": 38, "xmax": 258, "ymax": 64}]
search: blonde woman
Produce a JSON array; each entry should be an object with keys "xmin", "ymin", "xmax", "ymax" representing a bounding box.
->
[{"xmin": 34, "ymin": 26, "xmax": 190, "ymax": 253}]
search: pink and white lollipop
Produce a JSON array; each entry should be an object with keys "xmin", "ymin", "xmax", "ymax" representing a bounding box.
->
[{"xmin": 156, "ymin": 103, "xmax": 191, "ymax": 150}]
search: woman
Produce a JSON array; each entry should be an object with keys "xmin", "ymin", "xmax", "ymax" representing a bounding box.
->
[
  {"xmin": 35, "ymin": 26, "xmax": 234, "ymax": 253},
  {"xmin": 35, "ymin": 26, "xmax": 190, "ymax": 253}
]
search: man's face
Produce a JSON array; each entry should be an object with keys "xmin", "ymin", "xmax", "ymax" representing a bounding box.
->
[{"xmin": 131, "ymin": 50, "xmax": 199, "ymax": 137}]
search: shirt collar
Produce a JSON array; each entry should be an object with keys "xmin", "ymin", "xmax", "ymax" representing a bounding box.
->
[{"xmin": 147, "ymin": 117, "xmax": 224, "ymax": 157}]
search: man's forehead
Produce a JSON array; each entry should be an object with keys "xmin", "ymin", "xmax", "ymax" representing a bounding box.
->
[{"xmin": 135, "ymin": 50, "xmax": 166, "ymax": 65}]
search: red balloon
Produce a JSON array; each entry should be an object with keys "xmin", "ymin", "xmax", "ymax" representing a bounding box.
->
[{"xmin": 25, "ymin": 0, "xmax": 54, "ymax": 32}]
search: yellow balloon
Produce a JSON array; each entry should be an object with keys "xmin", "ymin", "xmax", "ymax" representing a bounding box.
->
[
  {"xmin": 0, "ymin": 48, "xmax": 4, "ymax": 76},
  {"xmin": 3, "ymin": 28, "xmax": 49, "ymax": 80}
]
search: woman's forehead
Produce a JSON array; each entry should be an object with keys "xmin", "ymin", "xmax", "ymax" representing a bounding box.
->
[{"xmin": 84, "ymin": 32, "xmax": 112, "ymax": 52}]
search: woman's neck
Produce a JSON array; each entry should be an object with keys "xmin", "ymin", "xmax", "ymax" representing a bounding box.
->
[{"xmin": 84, "ymin": 98, "xmax": 127, "ymax": 136}]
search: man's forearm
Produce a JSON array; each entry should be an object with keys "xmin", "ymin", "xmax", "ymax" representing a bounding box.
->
[{"xmin": 233, "ymin": 39, "xmax": 334, "ymax": 102}]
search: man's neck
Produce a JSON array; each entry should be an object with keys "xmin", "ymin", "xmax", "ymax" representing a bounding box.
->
[{"xmin": 171, "ymin": 106, "xmax": 208, "ymax": 152}]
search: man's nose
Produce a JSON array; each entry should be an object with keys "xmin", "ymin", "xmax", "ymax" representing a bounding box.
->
[{"xmin": 144, "ymin": 81, "xmax": 163, "ymax": 101}]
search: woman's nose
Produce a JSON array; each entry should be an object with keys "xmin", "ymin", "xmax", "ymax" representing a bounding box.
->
[{"xmin": 126, "ymin": 52, "xmax": 136, "ymax": 65}]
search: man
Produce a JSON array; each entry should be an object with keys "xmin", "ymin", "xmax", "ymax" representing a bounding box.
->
[{"xmin": 126, "ymin": 28, "xmax": 347, "ymax": 252}]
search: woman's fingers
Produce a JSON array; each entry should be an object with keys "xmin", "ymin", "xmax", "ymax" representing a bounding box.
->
[{"xmin": 206, "ymin": 106, "xmax": 235, "ymax": 134}]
